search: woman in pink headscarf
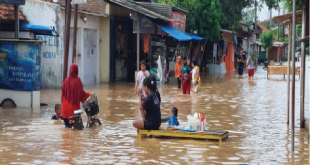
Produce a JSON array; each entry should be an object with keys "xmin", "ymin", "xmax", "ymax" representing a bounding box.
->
[{"xmin": 61, "ymin": 64, "xmax": 95, "ymax": 128}]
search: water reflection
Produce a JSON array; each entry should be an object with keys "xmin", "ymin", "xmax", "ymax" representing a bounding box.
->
[{"xmin": 0, "ymin": 66, "xmax": 309, "ymax": 164}]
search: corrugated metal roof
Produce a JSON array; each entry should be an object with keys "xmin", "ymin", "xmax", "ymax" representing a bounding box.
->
[
  {"xmin": 137, "ymin": 2, "xmax": 187, "ymax": 19},
  {"xmin": 106, "ymin": 0, "xmax": 172, "ymax": 21},
  {"xmin": 0, "ymin": 4, "xmax": 27, "ymax": 21},
  {"xmin": 137, "ymin": 2, "xmax": 171, "ymax": 18},
  {"xmin": 57, "ymin": 0, "xmax": 108, "ymax": 17}
]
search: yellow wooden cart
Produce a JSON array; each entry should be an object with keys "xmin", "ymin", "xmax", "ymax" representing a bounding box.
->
[{"xmin": 138, "ymin": 129, "xmax": 229, "ymax": 145}]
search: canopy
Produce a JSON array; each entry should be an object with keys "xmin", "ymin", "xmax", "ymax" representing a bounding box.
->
[
  {"xmin": 20, "ymin": 24, "xmax": 58, "ymax": 36},
  {"xmin": 185, "ymin": 33, "xmax": 206, "ymax": 41},
  {"xmin": 156, "ymin": 24, "xmax": 192, "ymax": 41}
]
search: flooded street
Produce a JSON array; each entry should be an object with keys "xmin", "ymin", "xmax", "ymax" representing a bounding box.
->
[{"xmin": 0, "ymin": 65, "xmax": 310, "ymax": 165}]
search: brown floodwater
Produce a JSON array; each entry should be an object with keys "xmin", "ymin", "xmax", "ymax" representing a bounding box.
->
[{"xmin": 0, "ymin": 65, "xmax": 309, "ymax": 165}]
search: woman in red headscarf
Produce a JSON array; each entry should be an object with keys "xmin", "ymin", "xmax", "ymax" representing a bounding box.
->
[{"xmin": 61, "ymin": 64, "xmax": 95, "ymax": 128}]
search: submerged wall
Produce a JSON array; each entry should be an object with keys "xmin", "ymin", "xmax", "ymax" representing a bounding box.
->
[{"xmin": 20, "ymin": 0, "xmax": 62, "ymax": 89}]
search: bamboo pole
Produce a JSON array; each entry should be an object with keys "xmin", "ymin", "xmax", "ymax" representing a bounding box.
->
[{"xmin": 291, "ymin": 0, "xmax": 296, "ymax": 151}]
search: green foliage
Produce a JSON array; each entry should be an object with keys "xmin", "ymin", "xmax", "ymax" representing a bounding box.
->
[
  {"xmin": 154, "ymin": 0, "xmax": 254, "ymax": 42},
  {"xmin": 242, "ymin": 9, "xmax": 255, "ymax": 25},
  {"xmin": 281, "ymin": 0, "xmax": 302, "ymax": 12},
  {"xmin": 220, "ymin": 0, "xmax": 254, "ymax": 28},
  {"xmin": 260, "ymin": 30, "xmax": 274, "ymax": 49},
  {"xmin": 263, "ymin": 0, "xmax": 279, "ymax": 9}
]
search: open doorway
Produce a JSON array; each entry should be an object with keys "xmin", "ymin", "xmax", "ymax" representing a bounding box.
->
[{"xmin": 109, "ymin": 16, "xmax": 134, "ymax": 82}]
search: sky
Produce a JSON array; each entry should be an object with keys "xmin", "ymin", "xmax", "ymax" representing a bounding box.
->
[{"xmin": 245, "ymin": 2, "xmax": 286, "ymax": 22}]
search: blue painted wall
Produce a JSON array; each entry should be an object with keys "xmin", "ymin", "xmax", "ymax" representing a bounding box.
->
[{"xmin": 0, "ymin": 43, "xmax": 41, "ymax": 91}]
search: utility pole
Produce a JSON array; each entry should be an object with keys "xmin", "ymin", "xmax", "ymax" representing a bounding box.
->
[
  {"xmin": 291, "ymin": 0, "xmax": 296, "ymax": 151},
  {"xmin": 63, "ymin": 0, "xmax": 72, "ymax": 81},
  {"xmin": 72, "ymin": 4, "xmax": 78, "ymax": 63}
]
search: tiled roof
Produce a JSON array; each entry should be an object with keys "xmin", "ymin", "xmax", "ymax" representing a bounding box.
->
[
  {"xmin": 0, "ymin": 4, "xmax": 27, "ymax": 21},
  {"xmin": 58, "ymin": 0, "xmax": 107, "ymax": 16},
  {"xmin": 257, "ymin": 23, "xmax": 269, "ymax": 32}
]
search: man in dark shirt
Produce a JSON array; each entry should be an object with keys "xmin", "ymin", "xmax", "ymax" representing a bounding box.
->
[
  {"xmin": 142, "ymin": 92, "xmax": 161, "ymax": 130},
  {"xmin": 237, "ymin": 49, "xmax": 246, "ymax": 76}
]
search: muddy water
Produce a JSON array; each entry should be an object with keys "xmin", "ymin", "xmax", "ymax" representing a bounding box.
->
[{"xmin": 0, "ymin": 65, "xmax": 309, "ymax": 164}]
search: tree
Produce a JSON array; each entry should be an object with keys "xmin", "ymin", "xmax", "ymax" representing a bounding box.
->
[
  {"xmin": 281, "ymin": 0, "xmax": 302, "ymax": 12},
  {"xmin": 154, "ymin": 0, "xmax": 254, "ymax": 42},
  {"xmin": 220, "ymin": 0, "xmax": 254, "ymax": 28},
  {"xmin": 242, "ymin": 9, "xmax": 255, "ymax": 25},
  {"xmin": 263, "ymin": 0, "xmax": 279, "ymax": 28},
  {"xmin": 260, "ymin": 30, "xmax": 274, "ymax": 59}
]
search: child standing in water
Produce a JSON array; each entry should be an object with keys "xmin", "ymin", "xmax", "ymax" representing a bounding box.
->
[
  {"xmin": 192, "ymin": 60, "xmax": 200, "ymax": 93},
  {"xmin": 181, "ymin": 61, "xmax": 192, "ymax": 94},
  {"xmin": 133, "ymin": 75, "xmax": 161, "ymax": 131},
  {"xmin": 246, "ymin": 52, "xmax": 257, "ymax": 80},
  {"xmin": 134, "ymin": 60, "xmax": 150, "ymax": 100}
]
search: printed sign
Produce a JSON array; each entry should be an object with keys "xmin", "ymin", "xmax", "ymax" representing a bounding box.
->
[
  {"xmin": 170, "ymin": 12, "xmax": 186, "ymax": 32},
  {"xmin": 0, "ymin": 43, "xmax": 41, "ymax": 91},
  {"xmin": 268, "ymin": 66, "xmax": 299, "ymax": 75},
  {"xmin": 0, "ymin": 0, "xmax": 25, "ymax": 5},
  {"xmin": 71, "ymin": 0, "xmax": 87, "ymax": 4}
]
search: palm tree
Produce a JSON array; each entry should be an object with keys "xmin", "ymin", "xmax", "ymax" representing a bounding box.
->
[{"xmin": 263, "ymin": 0, "xmax": 278, "ymax": 28}]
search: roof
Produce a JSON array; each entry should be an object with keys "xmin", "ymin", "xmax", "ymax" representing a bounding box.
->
[
  {"xmin": 273, "ymin": 10, "xmax": 302, "ymax": 24},
  {"xmin": 137, "ymin": 2, "xmax": 187, "ymax": 18},
  {"xmin": 185, "ymin": 33, "xmax": 205, "ymax": 41},
  {"xmin": 58, "ymin": 0, "xmax": 107, "ymax": 17},
  {"xmin": 0, "ymin": 4, "xmax": 27, "ymax": 21},
  {"xmin": 257, "ymin": 23, "xmax": 269, "ymax": 32},
  {"xmin": 156, "ymin": 24, "xmax": 191, "ymax": 41},
  {"xmin": 106, "ymin": 0, "xmax": 172, "ymax": 21}
]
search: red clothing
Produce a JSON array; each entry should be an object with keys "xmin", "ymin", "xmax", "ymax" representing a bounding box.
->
[
  {"xmin": 61, "ymin": 64, "xmax": 90, "ymax": 118},
  {"xmin": 181, "ymin": 72, "xmax": 192, "ymax": 94},
  {"xmin": 62, "ymin": 64, "xmax": 85, "ymax": 105},
  {"xmin": 248, "ymin": 69, "xmax": 255, "ymax": 77},
  {"xmin": 61, "ymin": 93, "xmax": 89, "ymax": 118}
]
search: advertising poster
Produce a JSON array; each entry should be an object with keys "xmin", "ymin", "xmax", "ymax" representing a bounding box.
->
[{"xmin": 0, "ymin": 43, "xmax": 41, "ymax": 91}]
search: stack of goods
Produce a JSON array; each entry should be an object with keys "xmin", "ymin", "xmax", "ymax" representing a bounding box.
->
[{"xmin": 186, "ymin": 113, "xmax": 206, "ymax": 131}]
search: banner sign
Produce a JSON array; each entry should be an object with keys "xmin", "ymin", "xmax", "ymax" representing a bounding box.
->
[
  {"xmin": 268, "ymin": 66, "xmax": 299, "ymax": 75},
  {"xmin": 0, "ymin": 43, "xmax": 41, "ymax": 91},
  {"xmin": 0, "ymin": 0, "xmax": 25, "ymax": 5},
  {"xmin": 170, "ymin": 12, "xmax": 186, "ymax": 32}
]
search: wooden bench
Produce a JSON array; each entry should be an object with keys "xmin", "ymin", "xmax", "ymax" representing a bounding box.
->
[{"xmin": 138, "ymin": 129, "xmax": 229, "ymax": 145}]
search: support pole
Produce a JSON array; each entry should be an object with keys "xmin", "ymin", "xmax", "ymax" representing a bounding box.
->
[
  {"xmin": 14, "ymin": 5, "xmax": 19, "ymax": 39},
  {"xmin": 136, "ymin": 14, "xmax": 140, "ymax": 71},
  {"xmin": 63, "ymin": 0, "xmax": 72, "ymax": 81},
  {"xmin": 287, "ymin": 24, "xmax": 291, "ymax": 125},
  {"xmin": 72, "ymin": 4, "xmax": 78, "ymax": 63},
  {"xmin": 291, "ymin": 0, "xmax": 296, "ymax": 151},
  {"xmin": 308, "ymin": 0, "xmax": 310, "ymax": 138},
  {"xmin": 300, "ymin": 1, "xmax": 306, "ymax": 128}
]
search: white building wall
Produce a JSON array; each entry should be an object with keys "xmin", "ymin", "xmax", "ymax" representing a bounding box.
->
[
  {"xmin": 20, "ymin": 0, "xmax": 63, "ymax": 89},
  {"xmin": 61, "ymin": 10, "xmax": 100, "ymax": 85},
  {"xmin": 21, "ymin": 1, "xmax": 101, "ymax": 88}
]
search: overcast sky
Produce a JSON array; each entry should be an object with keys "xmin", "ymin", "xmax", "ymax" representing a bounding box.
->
[{"xmin": 245, "ymin": 2, "xmax": 286, "ymax": 22}]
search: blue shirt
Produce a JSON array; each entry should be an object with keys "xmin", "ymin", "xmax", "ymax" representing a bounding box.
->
[{"xmin": 168, "ymin": 116, "xmax": 179, "ymax": 126}]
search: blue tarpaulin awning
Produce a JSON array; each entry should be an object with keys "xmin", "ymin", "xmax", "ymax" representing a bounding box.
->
[
  {"xmin": 185, "ymin": 33, "xmax": 206, "ymax": 41},
  {"xmin": 20, "ymin": 24, "xmax": 58, "ymax": 36},
  {"xmin": 156, "ymin": 24, "xmax": 192, "ymax": 41}
]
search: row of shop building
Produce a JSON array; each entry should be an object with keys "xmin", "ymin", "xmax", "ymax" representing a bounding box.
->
[
  {"xmin": 0, "ymin": 0, "xmax": 273, "ymax": 107},
  {"xmin": 0, "ymin": 0, "xmax": 274, "ymax": 90}
]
